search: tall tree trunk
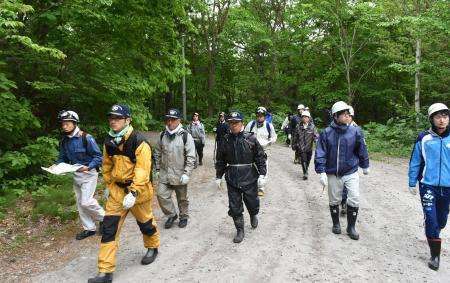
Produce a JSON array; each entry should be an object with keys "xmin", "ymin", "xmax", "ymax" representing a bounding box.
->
[
  {"xmin": 414, "ymin": 39, "xmax": 421, "ymax": 114},
  {"xmin": 207, "ymin": 56, "xmax": 216, "ymax": 117}
]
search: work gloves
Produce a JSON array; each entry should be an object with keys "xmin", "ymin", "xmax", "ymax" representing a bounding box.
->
[
  {"xmin": 215, "ymin": 178, "xmax": 222, "ymax": 189},
  {"xmin": 257, "ymin": 175, "xmax": 267, "ymax": 188},
  {"xmin": 408, "ymin": 186, "xmax": 418, "ymax": 195},
  {"xmin": 123, "ymin": 191, "xmax": 136, "ymax": 210},
  {"xmin": 363, "ymin": 168, "xmax": 370, "ymax": 175},
  {"xmin": 319, "ymin": 173, "xmax": 328, "ymax": 187},
  {"xmin": 180, "ymin": 174, "xmax": 190, "ymax": 185}
]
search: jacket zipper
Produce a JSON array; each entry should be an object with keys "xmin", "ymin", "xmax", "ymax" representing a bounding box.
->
[
  {"xmin": 438, "ymin": 138, "xmax": 442, "ymax": 187},
  {"xmin": 336, "ymin": 135, "xmax": 341, "ymax": 175}
]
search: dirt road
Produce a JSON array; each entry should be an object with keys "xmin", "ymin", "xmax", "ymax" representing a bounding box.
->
[{"xmin": 31, "ymin": 136, "xmax": 449, "ymax": 282}]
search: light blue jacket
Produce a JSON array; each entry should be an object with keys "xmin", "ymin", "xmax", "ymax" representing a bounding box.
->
[{"xmin": 408, "ymin": 129, "xmax": 450, "ymax": 188}]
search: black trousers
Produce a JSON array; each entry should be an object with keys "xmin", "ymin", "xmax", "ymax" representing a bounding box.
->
[
  {"xmin": 227, "ymin": 182, "xmax": 259, "ymax": 218},
  {"xmin": 299, "ymin": 151, "xmax": 312, "ymax": 174},
  {"xmin": 194, "ymin": 140, "xmax": 204, "ymax": 162}
]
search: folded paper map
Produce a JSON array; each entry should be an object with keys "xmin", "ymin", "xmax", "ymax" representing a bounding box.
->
[{"xmin": 41, "ymin": 163, "xmax": 83, "ymax": 175}]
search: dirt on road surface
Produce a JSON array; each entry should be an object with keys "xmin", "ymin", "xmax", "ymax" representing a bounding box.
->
[{"xmin": 12, "ymin": 135, "xmax": 450, "ymax": 282}]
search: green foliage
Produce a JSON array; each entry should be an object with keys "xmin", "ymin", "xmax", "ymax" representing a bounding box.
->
[
  {"xmin": 363, "ymin": 112, "xmax": 429, "ymax": 157},
  {"xmin": 31, "ymin": 175, "xmax": 77, "ymax": 221}
]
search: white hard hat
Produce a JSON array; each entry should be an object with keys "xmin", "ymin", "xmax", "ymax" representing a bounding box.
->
[
  {"xmin": 349, "ymin": 106, "xmax": 355, "ymax": 117},
  {"xmin": 58, "ymin": 110, "xmax": 79, "ymax": 123},
  {"xmin": 301, "ymin": 111, "xmax": 311, "ymax": 118},
  {"xmin": 331, "ymin": 101, "xmax": 351, "ymax": 115},
  {"xmin": 256, "ymin": 106, "xmax": 267, "ymax": 114},
  {"xmin": 428, "ymin": 103, "xmax": 449, "ymax": 118},
  {"xmin": 297, "ymin": 104, "xmax": 305, "ymax": 110}
]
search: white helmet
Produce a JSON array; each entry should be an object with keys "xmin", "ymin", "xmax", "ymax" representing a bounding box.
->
[
  {"xmin": 256, "ymin": 106, "xmax": 267, "ymax": 115},
  {"xmin": 297, "ymin": 104, "xmax": 305, "ymax": 110},
  {"xmin": 331, "ymin": 101, "xmax": 351, "ymax": 115},
  {"xmin": 58, "ymin": 110, "xmax": 79, "ymax": 123},
  {"xmin": 301, "ymin": 111, "xmax": 311, "ymax": 118},
  {"xmin": 428, "ymin": 103, "xmax": 449, "ymax": 118},
  {"xmin": 349, "ymin": 106, "xmax": 355, "ymax": 117}
]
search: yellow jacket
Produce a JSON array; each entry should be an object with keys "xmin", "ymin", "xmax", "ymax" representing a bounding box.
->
[{"xmin": 102, "ymin": 126, "xmax": 153, "ymax": 204}]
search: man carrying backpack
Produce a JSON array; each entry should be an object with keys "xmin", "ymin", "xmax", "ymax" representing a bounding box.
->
[
  {"xmin": 156, "ymin": 109, "xmax": 196, "ymax": 229},
  {"xmin": 315, "ymin": 101, "xmax": 370, "ymax": 241},
  {"xmin": 215, "ymin": 111, "xmax": 267, "ymax": 243},
  {"xmin": 54, "ymin": 110, "xmax": 104, "ymax": 241},
  {"xmin": 408, "ymin": 103, "xmax": 450, "ymax": 271},
  {"xmin": 244, "ymin": 106, "xmax": 277, "ymax": 196},
  {"xmin": 88, "ymin": 105, "xmax": 160, "ymax": 283}
]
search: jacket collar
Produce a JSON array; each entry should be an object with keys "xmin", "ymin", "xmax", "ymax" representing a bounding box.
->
[{"xmin": 331, "ymin": 121, "xmax": 349, "ymax": 133}]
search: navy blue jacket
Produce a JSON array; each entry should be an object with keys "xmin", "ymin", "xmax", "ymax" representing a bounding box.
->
[
  {"xmin": 57, "ymin": 132, "xmax": 103, "ymax": 170},
  {"xmin": 315, "ymin": 122, "xmax": 369, "ymax": 176}
]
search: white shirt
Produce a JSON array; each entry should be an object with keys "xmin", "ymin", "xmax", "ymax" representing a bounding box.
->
[{"xmin": 245, "ymin": 120, "xmax": 277, "ymax": 148}]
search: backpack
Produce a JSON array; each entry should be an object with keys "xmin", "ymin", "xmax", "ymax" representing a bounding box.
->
[
  {"xmin": 250, "ymin": 121, "xmax": 272, "ymax": 139},
  {"xmin": 160, "ymin": 130, "xmax": 188, "ymax": 145},
  {"xmin": 60, "ymin": 131, "xmax": 88, "ymax": 150},
  {"xmin": 104, "ymin": 131, "xmax": 156, "ymax": 181}
]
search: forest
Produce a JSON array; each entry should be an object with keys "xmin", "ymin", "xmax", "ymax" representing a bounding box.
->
[{"xmin": 0, "ymin": 0, "xmax": 449, "ymax": 219}]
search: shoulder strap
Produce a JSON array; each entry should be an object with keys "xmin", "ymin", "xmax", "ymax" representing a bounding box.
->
[
  {"xmin": 182, "ymin": 130, "xmax": 188, "ymax": 145},
  {"xmin": 81, "ymin": 131, "xmax": 88, "ymax": 149},
  {"xmin": 160, "ymin": 130, "xmax": 187, "ymax": 145},
  {"xmin": 266, "ymin": 122, "xmax": 272, "ymax": 139},
  {"xmin": 250, "ymin": 120, "xmax": 256, "ymax": 132}
]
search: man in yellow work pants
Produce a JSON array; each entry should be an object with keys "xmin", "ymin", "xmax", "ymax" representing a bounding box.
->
[{"xmin": 88, "ymin": 104, "xmax": 160, "ymax": 283}]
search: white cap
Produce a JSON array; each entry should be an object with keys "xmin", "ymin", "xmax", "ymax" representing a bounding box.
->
[
  {"xmin": 428, "ymin": 103, "xmax": 449, "ymax": 118},
  {"xmin": 297, "ymin": 104, "xmax": 305, "ymax": 110},
  {"xmin": 331, "ymin": 101, "xmax": 351, "ymax": 115},
  {"xmin": 349, "ymin": 106, "xmax": 355, "ymax": 117},
  {"xmin": 301, "ymin": 111, "xmax": 311, "ymax": 118}
]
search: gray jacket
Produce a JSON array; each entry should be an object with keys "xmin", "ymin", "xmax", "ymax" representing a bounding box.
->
[
  {"xmin": 157, "ymin": 127, "xmax": 196, "ymax": 185},
  {"xmin": 187, "ymin": 122, "xmax": 206, "ymax": 144}
]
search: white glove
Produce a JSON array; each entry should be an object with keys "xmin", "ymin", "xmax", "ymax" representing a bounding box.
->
[
  {"xmin": 122, "ymin": 192, "xmax": 136, "ymax": 210},
  {"xmin": 103, "ymin": 188, "xmax": 109, "ymax": 201},
  {"xmin": 363, "ymin": 168, "xmax": 370, "ymax": 175},
  {"xmin": 319, "ymin": 173, "xmax": 328, "ymax": 187},
  {"xmin": 153, "ymin": 170, "xmax": 160, "ymax": 180},
  {"xmin": 215, "ymin": 178, "xmax": 222, "ymax": 189},
  {"xmin": 257, "ymin": 175, "xmax": 267, "ymax": 188},
  {"xmin": 180, "ymin": 174, "xmax": 190, "ymax": 185},
  {"xmin": 408, "ymin": 186, "xmax": 418, "ymax": 195}
]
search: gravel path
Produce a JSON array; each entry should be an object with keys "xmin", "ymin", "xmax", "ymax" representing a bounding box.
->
[{"xmin": 30, "ymin": 135, "xmax": 450, "ymax": 282}]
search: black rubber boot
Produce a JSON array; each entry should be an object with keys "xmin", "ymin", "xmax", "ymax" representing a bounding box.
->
[
  {"xmin": 301, "ymin": 162, "xmax": 308, "ymax": 180},
  {"xmin": 87, "ymin": 273, "xmax": 113, "ymax": 283},
  {"xmin": 346, "ymin": 205, "xmax": 360, "ymax": 240},
  {"xmin": 427, "ymin": 238, "xmax": 441, "ymax": 271},
  {"xmin": 76, "ymin": 230, "xmax": 96, "ymax": 240},
  {"xmin": 250, "ymin": 214, "xmax": 258, "ymax": 229},
  {"xmin": 164, "ymin": 214, "xmax": 178, "ymax": 229},
  {"xmin": 329, "ymin": 205, "xmax": 341, "ymax": 234},
  {"xmin": 233, "ymin": 215, "xmax": 245, "ymax": 243},
  {"xmin": 141, "ymin": 248, "xmax": 158, "ymax": 265}
]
